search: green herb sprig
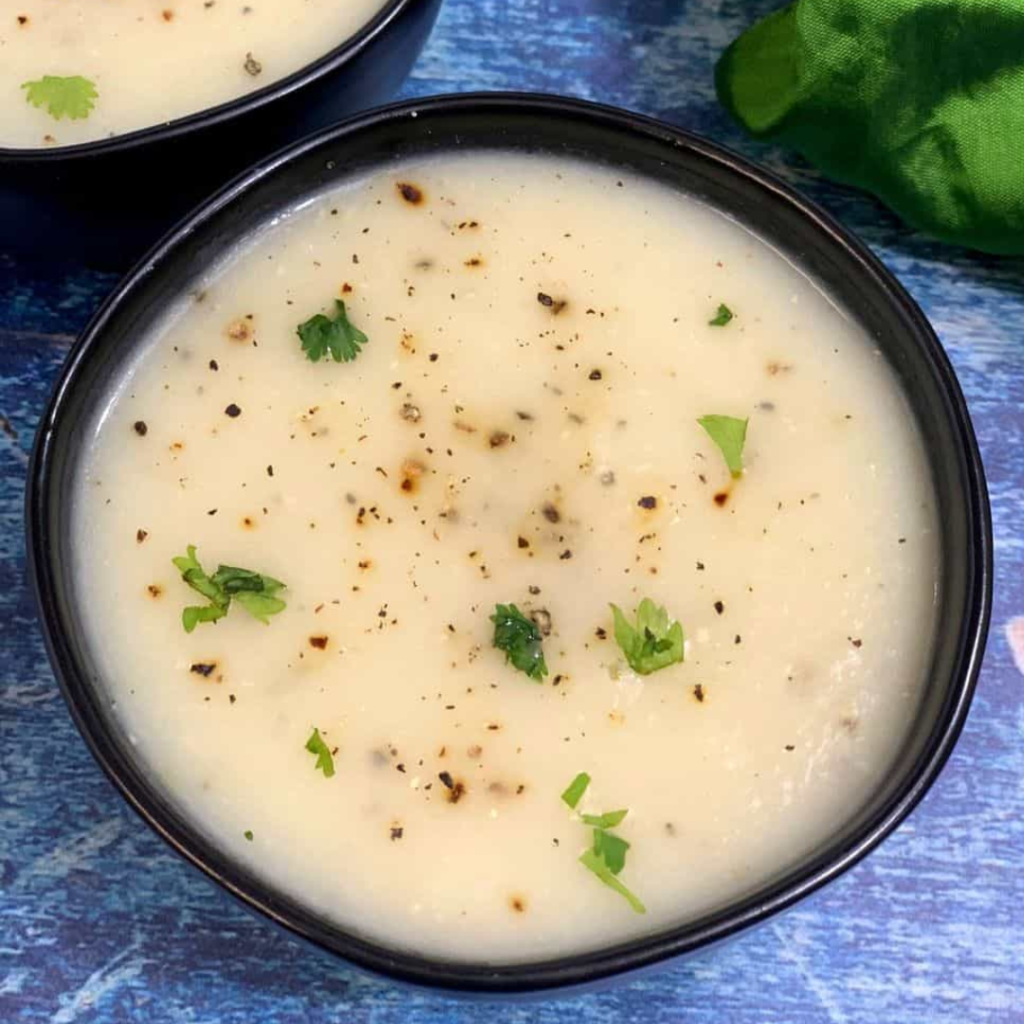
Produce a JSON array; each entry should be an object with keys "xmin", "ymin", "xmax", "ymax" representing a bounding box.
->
[
  {"xmin": 698, "ymin": 414, "xmax": 748, "ymax": 477},
  {"xmin": 172, "ymin": 545, "xmax": 286, "ymax": 633},
  {"xmin": 21, "ymin": 75, "xmax": 98, "ymax": 120},
  {"xmin": 305, "ymin": 728, "xmax": 336, "ymax": 777},
  {"xmin": 490, "ymin": 603, "xmax": 548, "ymax": 681},
  {"xmin": 708, "ymin": 303, "xmax": 734, "ymax": 327},
  {"xmin": 610, "ymin": 598, "xmax": 684, "ymax": 675},
  {"xmin": 297, "ymin": 300, "xmax": 368, "ymax": 363},
  {"xmin": 561, "ymin": 773, "xmax": 645, "ymax": 914}
]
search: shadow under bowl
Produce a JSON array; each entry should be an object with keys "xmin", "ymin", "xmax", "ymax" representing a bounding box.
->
[
  {"xmin": 0, "ymin": 0, "xmax": 442, "ymax": 268},
  {"xmin": 26, "ymin": 92, "xmax": 992, "ymax": 995}
]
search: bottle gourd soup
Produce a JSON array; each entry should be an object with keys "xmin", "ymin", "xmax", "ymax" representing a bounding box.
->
[{"xmin": 74, "ymin": 152, "xmax": 940, "ymax": 962}]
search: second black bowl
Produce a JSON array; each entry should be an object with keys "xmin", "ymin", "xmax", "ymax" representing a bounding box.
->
[{"xmin": 0, "ymin": 0, "xmax": 441, "ymax": 268}]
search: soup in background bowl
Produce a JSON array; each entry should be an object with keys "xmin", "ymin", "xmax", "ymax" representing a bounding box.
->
[
  {"xmin": 27, "ymin": 94, "xmax": 991, "ymax": 994},
  {"xmin": 0, "ymin": 0, "xmax": 442, "ymax": 265},
  {"xmin": 2, "ymin": 0, "xmax": 394, "ymax": 148}
]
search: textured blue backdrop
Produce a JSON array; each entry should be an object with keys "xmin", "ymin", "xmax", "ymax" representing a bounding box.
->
[{"xmin": 2, "ymin": 1, "xmax": 1023, "ymax": 1021}]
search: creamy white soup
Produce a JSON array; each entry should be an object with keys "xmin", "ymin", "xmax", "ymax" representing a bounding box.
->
[
  {"xmin": 0, "ymin": 0, "xmax": 389, "ymax": 148},
  {"xmin": 74, "ymin": 152, "xmax": 940, "ymax": 963}
]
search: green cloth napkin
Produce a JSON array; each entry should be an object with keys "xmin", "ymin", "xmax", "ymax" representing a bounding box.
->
[{"xmin": 715, "ymin": 0, "xmax": 1024, "ymax": 255}]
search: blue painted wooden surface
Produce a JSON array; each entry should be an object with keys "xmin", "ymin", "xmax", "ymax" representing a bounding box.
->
[{"xmin": 2, "ymin": 1, "xmax": 1023, "ymax": 1020}]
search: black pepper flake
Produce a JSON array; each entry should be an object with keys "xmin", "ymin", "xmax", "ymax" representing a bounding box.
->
[
  {"xmin": 209, "ymin": 359, "xmax": 219, "ymax": 371},
  {"xmin": 309, "ymin": 635, "xmax": 329, "ymax": 650},
  {"xmin": 243, "ymin": 52, "xmax": 262, "ymax": 76},
  {"xmin": 849, "ymin": 637, "xmax": 863, "ymax": 648},
  {"xmin": 429, "ymin": 352, "xmax": 439, "ymax": 362},
  {"xmin": 266, "ymin": 465, "xmax": 274, "ymax": 477},
  {"xmin": 133, "ymin": 420, "xmax": 148, "ymax": 436},
  {"xmin": 528, "ymin": 585, "xmax": 541, "ymax": 595},
  {"xmin": 438, "ymin": 771, "xmax": 455, "ymax": 790},
  {"xmin": 693, "ymin": 683, "xmax": 705, "ymax": 703},
  {"xmin": 229, "ymin": 694, "xmax": 236, "ymax": 704},
  {"xmin": 735, "ymin": 634, "xmax": 742, "ymax": 644},
  {"xmin": 595, "ymin": 626, "xmax": 607, "ymax": 639},
  {"xmin": 190, "ymin": 662, "xmax": 216, "ymax": 677},
  {"xmin": 136, "ymin": 529, "xmax": 148, "ymax": 543},
  {"xmin": 224, "ymin": 403, "xmax": 241, "ymax": 418},
  {"xmin": 785, "ymin": 744, "xmax": 796, "ymax": 752},
  {"xmin": 638, "ymin": 495, "xmax": 657, "ymax": 510},
  {"xmin": 537, "ymin": 292, "xmax": 567, "ymax": 314},
  {"xmin": 696, "ymin": 561, "xmax": 705, "ymax": 571},
  {"xmin": 541, "ymin": 502, "xmax": 560, "ymax": 524},
  {"xmin": 397, "ymin": 182, "xmax": 424, "ymax": 205},
  {"xmin": 559, "ymin": 549, "xmax": 573, "ymax": 560},
  {"xmin": 713, "ymin": 600, "xmax": 724, "ymax": 615},
  {"xmin": 390, "ymin": 826, "xmax": 404, "ymax": 841},
  {"xmin": 517, "ymin": 536, "xmax": 530, "ymax": 549}
]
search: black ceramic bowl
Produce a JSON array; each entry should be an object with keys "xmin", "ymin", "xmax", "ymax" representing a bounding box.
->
[
  {"xmin": 27, "ymin": 93, "xmax": 992, "ymax": 995},
  {"xmin": 0, "ymin": 0, "xmax": 441, "ymax": 268}
]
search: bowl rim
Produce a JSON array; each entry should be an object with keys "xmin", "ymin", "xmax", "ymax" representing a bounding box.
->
[
  {"xmin": 0, "ymin": 0, "xmax": 424, "ymax": 160},
  {"xmin": 26, "ymin": 91, "xmax": 993, "ymax": 994}
]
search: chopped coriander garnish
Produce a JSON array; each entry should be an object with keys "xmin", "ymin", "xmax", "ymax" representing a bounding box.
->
[
  {"xmin": 579, "ymin": 848, "xmax": 646, "ymax": 914},
  {"xmin": 21, "ymin": 75, "xmax": 98, "ymax": 120},
  {"xmin": 610, "ymin": 598, "xmax": 684, "ymax": 675},
  {"xmin": 490, "ymin": 603, "xmax": 548, "ymax": 681},
  {"xmin": 243, "ymin": 830, "xmax": 254, "ymax": 841},
  {"xmin": 297, "ymin": 300, "xmax": 368, "ymax": 363},
  {"xmin": 580, "ymin": 809, "xmax": 629, "ymax": 829},
  {"xmin": 592, "ymin": 827, "xmax": 630, "ymax": 875},
  {"xmin": 561, "ymin": 772, "xmax": 591, "ymax": 809},
  {"xmin": 561, "ymin": 776, "xmax": 644, "ymax": 913},
  {"xmin": 708, "ymin": 303, "xmax": 734, "ymax": 327},
  {"xmin": 305, "ymin": 728, "xmax": 335, "ymax": 778},
  {"xmin": 172, "ymin": 546, "xmax": 286, "ymax": 632},
  {"xmin": 698, "ymin": 414, "xmax": 748, "ymax": 477}
]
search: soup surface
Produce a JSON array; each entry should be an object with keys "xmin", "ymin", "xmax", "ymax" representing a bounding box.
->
[
  {"xmin": 74, "ymin": 152, "xmax": 940, "ymax": 963},
  {"xmin": 0, "ymin": 0, "xmax": 388, "ymax": 148}
]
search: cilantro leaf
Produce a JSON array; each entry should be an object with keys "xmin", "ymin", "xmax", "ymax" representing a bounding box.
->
[
  {"xmin": 592, "ymin": 828, "xmax": 631, "ymax": 875},
  {"xmin": 212, "ymin": 565, "xmax": 286, "ymax": 623},
  {"xmin": 610, "ymin": 598, "xmax": 685, "ymax": 675},
  {"xmin": 579, "ymin": 848, "xmax": 645, "ymax": 914},
  {"xmin": 490, "ymin": 603, "xmax": 548, "ymax": 681},
  {"xmin": 21, "ymin": 75, "xmax": 98, "ymax": 120},
  {"xmin": 561, "ymin": 772, "xmax": 591, "ymax": 809},
  {"xmin": 698, "ymin": 414, "xmax": 748, "ymax": 477},
  {"xmin": 297, "ymin": 300, "xmax": 368, "ymax": 363},
  {"xmin": 581, "ymin": 809, "xmax": 629, "ymax": 830},
  {"xmin": 172, "ymin": 545, "xmax": 286, "ymax": 632},
  {"xmin": 305, "ymin": 728, "xmax": 335, "ymax": 778},
  {"xmin": 708, "ymin": 303, "xmax": 734, "ymax": 327},
  {"xmin": 182, "ymin": 604, "xmax": 229, "ymax": 633},
  {"xmin": 232, "ymin": 590, "xmax": 287, "ymax": 624}
]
